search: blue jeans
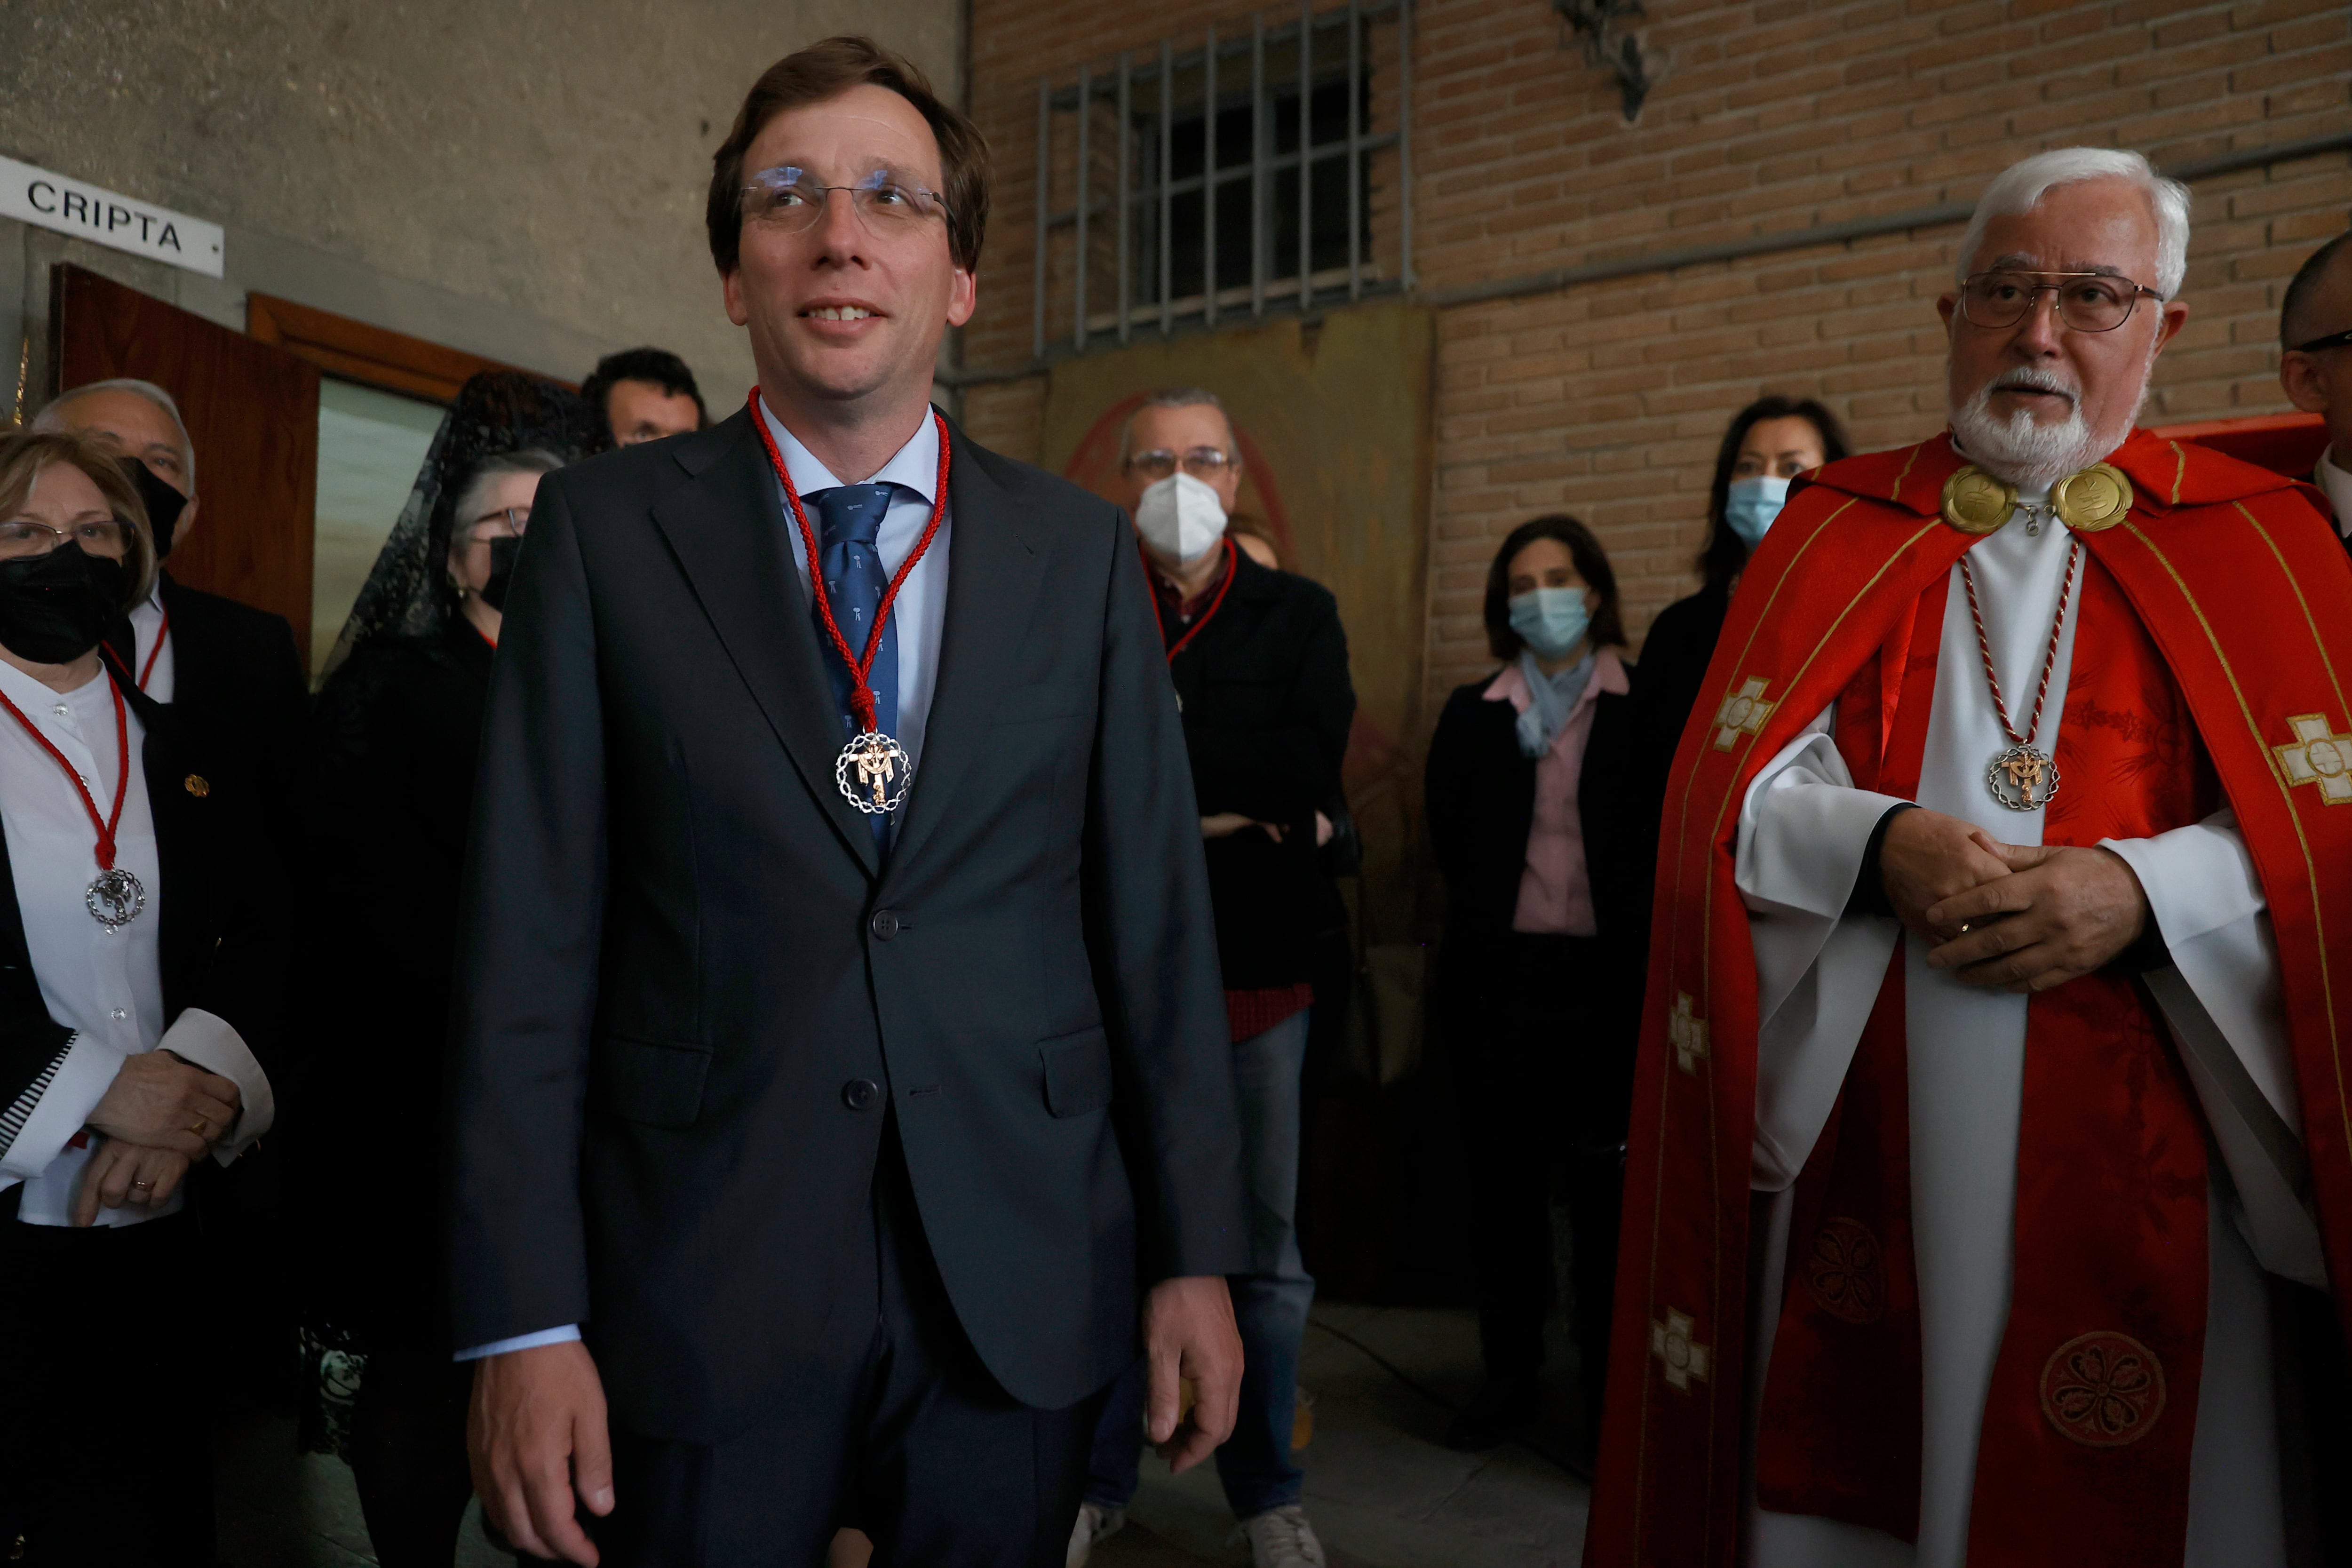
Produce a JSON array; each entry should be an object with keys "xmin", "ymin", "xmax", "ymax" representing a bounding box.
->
[{"xmin": 1086, "ymin": 1010, "xmax": 1316, "ymax": 1519}]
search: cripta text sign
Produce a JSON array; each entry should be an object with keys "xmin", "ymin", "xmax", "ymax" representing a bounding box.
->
[{"xmin": 0, "ymin": 155, "xmax": 223, "ymax": 278}]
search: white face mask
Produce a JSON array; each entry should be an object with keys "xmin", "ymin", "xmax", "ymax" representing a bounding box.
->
[{"xmin": 1134, "ymin": 472, "xmax": 1229, "ymax": 565}]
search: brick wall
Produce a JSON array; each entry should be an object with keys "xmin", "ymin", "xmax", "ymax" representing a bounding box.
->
[{"xmin": 959, "ymin": 0, "xmax": 2352, "ymax": 713}]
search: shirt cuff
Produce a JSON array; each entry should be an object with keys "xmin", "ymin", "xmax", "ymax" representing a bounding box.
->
[
  {"xmin": 0, "ymin": 1035, "xmax": 127, "ymax": 1179},
  {"xmin": 159, "ymin": 1008, "xmax": 274, "ymax": 1163},
  {"xmin": 453, "ymin": 1324, "xmax": 583, "ymax": 1362}
]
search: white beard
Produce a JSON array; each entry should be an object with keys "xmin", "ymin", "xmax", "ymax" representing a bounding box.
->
[{"xmin": 1948, "ymin": 358, "xmax": 2148, "ymax": 493}]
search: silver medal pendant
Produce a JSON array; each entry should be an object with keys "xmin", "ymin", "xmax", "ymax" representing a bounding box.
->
[
  {"xmin": 835, "ymin": 731, "xmax": 913, "ymax": 816},
  {"xmin": 86, "ymin": 867, "xmax": 146, "ymax": 929},
  {"xmin": 1986, "ymin": 743, "xmax": 2059, "ymax": 812}
]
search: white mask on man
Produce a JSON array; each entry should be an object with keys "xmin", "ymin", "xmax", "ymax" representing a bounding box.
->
[{"xmin": 1134, "ymin": 472, "xmax": 1229, "ymax": 565}]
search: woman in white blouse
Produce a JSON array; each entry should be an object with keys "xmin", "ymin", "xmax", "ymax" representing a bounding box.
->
[{"xmin": 0, "ymin": 429, "xmax": 280, "ymax": 1567}]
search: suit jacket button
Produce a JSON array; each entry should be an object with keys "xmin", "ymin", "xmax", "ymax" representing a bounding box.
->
[
  {"xmin": 842, "ymin": 1079, "xmax": 881, "ymax": 1112},
  {"xmin": 869, "ymin": 909, "xmax": 900, "ymax": 940}
]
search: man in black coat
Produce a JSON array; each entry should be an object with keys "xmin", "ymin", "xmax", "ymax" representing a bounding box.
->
[
  {"xmin": 451, "ymin": 40, "xmax": 1247, "ymax": 1568},
  {"xmin": 1069, "ymin": 390, "xmax": 1352, "ymax": 1568},
  {"xmin": 36, "ymin": 379, "xmax": 310, "ymax": 797},
  {"xmin": 2279, "ymin": 227, "xmax": 2352, "ymax": 548}
]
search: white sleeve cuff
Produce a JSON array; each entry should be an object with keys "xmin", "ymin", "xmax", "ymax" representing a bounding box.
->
[
  {"xmin": 160, "ymin": 1008, "xmax": 274, "ymax": 1163},
  {"xmin": 453, "ymin": 1324, "xmax": 584, "ymax": 1362},
  {"xmin": 0, "ymin": 1034, "xmax": 127, "ymax": 1179}
]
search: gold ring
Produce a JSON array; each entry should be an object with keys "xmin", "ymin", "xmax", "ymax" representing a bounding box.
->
[
  {"xmin": 1959, "ymin": 922, "xmax": 1973, "ymax": 934},
  {"xmin": 131, "ymin": 1178, "xmax": 153, "ymax": 1188},
  {"xmin": 188, "ymin": 1117, "xmax": 209, "ymax": 1138}
]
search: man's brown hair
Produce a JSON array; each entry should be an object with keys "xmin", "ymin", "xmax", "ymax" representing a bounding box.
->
[{"xmin": 706, "ymin": 37, "xmax": 990, "ymax": 277}]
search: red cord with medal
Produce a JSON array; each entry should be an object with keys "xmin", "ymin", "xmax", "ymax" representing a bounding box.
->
[
  {"xmin": 1960, "ymin": 535, "xmax": 2079, "ymax": 812},
  {"xmin": 0, "ymin": 670, "xmax": 146, "ymax": 928},
  {"xmin": 749, "ymin": 388, "xmax": 949, "ymax": 816}
]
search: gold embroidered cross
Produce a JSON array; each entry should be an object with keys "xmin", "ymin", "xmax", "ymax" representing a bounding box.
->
[
  {"xmin": 1651, "ymin": 1307, "xmax": 1711, "ymax": 1392},
  {"xmin": 1713, "ymin": 677, "xmax": 1775, "ymax": 751},
  {"xmin": 1669, "ymin": 993, "xmax": 1708, "ymax": 1075},
  {"xmin": 2275, "ymin": 714, "xmax": 2352, "ymax": 805}
]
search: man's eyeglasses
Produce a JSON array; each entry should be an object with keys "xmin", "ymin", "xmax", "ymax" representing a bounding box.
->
[
  {"xmin": 0, "ymin": 517, "xmax": 128, "ymax": 560},
  {"xmin": 466, "ymin": 508, "xmax": 529, "ymax": 543},
  {"xmin": 2291, "ymin": 327, "xmax": 2352, "ymax": 354},
  {"xmin": 1957, "ymin": 270, "xmax": 2164, "ymax": 334},
  {"xmin": 1125, "ymin": 446, "xmax": 1233, "ymax": 481},
  {"xmin": 742, "ymin": 167, "xmax": 955, "ymax": 239}
]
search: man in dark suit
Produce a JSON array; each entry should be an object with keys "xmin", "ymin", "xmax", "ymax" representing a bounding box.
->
[
  {"xmin": 2280, "ymin": 227, "xmax": 2352, "ymax": 545},
  {"xmin": 451, "ymin": 38, "xmax": 1247, "ymax": 1568},
  {"xmin": 36, "ymin": 379, "xmax": 310, "ymax": 796}
]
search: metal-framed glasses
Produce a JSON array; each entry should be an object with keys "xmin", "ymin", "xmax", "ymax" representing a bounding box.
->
[
  {"xmin": 742, "ymin": 167, "xmax": 955, "ymax": 238},
  {"xmin": 0, "ymin": 517, "xmax": 129, "ymax": 560},
  {"xmin": 1125, "ymin": 446, "xmax": 1233, "ymax": 481},
  {"xmin": 465, "ymin": 507, "xmax": 528, "ymax": 543},
  {"xmin": 1959, "ymin": 270, "xmax": 2163, "ymax": 334}
]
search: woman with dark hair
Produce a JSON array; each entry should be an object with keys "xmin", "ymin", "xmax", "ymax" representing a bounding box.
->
[
  {"xmin": 294, "ymin": 371, "xmax": 603, "ymax": 1568},
  {"xmin": 1637, "ymin": 395, "xmax": 1849, "ymax": 783},
  {"xmin": 1424, "ymin": 514, "xmax": 1649, "ymax": 1454}
]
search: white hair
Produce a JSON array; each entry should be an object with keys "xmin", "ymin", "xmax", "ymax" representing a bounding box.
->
[
  {"xmin": 1119, "ymin": 386, "xmax": 1232, "ymax": 463},
  {"xmin": 1955, "ymin": 147, "xmax": 2191, "ymax": 300},
  {"xmin": 32, "ymin": 377, "xmax": 198, "ymax": 490}
]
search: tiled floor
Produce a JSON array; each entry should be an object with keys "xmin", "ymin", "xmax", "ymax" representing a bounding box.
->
[
  {"xmin": 212, "ymin": 1305, "xmax": 1592, "ymax": 1568},
  {"xmin": 1094, "ymin": 1305, "xmax": 1591, "ymax": 1568}
]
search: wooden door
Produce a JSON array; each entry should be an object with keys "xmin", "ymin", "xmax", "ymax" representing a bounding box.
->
[{"xmin": 50, "ymin": 263, "xmax": 322, "ymax": 661}]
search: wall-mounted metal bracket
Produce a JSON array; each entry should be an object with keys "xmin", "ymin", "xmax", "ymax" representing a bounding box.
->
[{"xmin": 1555, "ymin": 0, "xmax": 1653, "ymax": 120}]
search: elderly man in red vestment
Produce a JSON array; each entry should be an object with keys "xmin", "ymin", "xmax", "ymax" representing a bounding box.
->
[{"xmin": 1588, "ymin": 146, "xmax": 2352, "ymax": 1568}]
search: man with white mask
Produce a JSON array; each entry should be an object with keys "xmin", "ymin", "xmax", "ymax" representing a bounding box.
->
[
  {"xmin": 1070, "ymin": 388, "xmax": 1356, "ymax": 1568},
  {"xmin": 1588, "ymin": 147, "xmax": 2352, "ymax": 1568}
]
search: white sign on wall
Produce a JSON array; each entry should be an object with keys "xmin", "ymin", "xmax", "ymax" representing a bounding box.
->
[{"xmin": 0, "ymin": 155, "xmax": 224, "ymax": 279}]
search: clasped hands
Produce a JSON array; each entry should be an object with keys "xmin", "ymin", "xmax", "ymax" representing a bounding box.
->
[
  {"xmin": 68, "ymin": 1050, "xmax": 243, "ymax": 1227},
  {"xmin": 1876, "ymin": 806, "xmax": 2153, "ymax": 993}
]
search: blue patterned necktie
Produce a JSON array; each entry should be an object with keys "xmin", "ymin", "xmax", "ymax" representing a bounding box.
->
[{"xmin": 809, "ymin": 482, "xmax": 898, "ymax": 846}]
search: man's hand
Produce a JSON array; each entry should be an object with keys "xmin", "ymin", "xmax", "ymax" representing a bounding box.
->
[
  {"xmin": 1924, "ymin": 842, "xmax": 2152, "ymax": 993},
  {"xmin": 85, "ymin": 1052, "xmax": 241, "ymax": 1158},
  {"xmin": 70, "ymin": 1139, "xmax": 192, "ymax": 1227},
  {"xmin": 1201, "ymin": 812, "xmax": 1285, "ymax": 844},
  {"xmin": 1877, "ymin": 807, "xmax": 2012, "ymax": 939},
  {"xmin": 469, "ymin": 1339, "xmax": 614, "ymax": 1566},
  {"xmin": 1141, "ymin": 1275, "xmax": 1243, "ymax": 1475}
]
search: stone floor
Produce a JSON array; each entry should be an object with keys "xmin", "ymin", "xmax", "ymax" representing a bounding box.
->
[{"xmin": 213, "ymin": 1305, "xmax": 1592, "ymax": 1568}]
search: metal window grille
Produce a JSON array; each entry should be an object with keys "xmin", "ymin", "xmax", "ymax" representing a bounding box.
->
[{"xmin": 1031, "ymin": 0, "xmax": 1413, "ymax": 361}]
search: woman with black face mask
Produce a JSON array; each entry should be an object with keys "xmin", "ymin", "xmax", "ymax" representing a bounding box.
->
[
  {"xmin": 0, "ymin": 430, "xmax": 283, "ymax": 1565},
  {"xmin": 293, "ymin": 372, "xmax": 599, "ymax": 1568}
]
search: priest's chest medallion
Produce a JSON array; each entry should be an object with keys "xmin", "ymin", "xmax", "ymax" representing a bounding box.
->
[
  {"xmin": 1986, "ymin": 743, "xmax": 2060, "ymax": 812},
  {"xmin": 836, "ymin": 731, "xmax": 913, "ymax": 815}
]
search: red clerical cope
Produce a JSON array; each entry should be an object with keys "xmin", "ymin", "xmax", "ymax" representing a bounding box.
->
[{"xmin": 1586, "ymin": 427, "xmax": 2352, "ymax": 1568}]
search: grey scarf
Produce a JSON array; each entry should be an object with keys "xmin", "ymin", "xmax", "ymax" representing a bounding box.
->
[{"xmin": 1515, "ymin": 648, "xmax": 1595, "ymax": 758}]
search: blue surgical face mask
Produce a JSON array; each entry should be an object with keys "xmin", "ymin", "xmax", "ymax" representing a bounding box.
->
[
  {"xmin": 1507, "ymin": 586, "xmax": 1591, "ymax": 660},
  {"xmin": 1724, "ymin": 476, "xmax": 1791, "ymax": 549}
]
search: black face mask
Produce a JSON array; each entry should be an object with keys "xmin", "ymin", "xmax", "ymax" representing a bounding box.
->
[
  {"xmin": 119, "ymin": 457, "xmax": 187, "ymax": 562},
  {"xmin": 0, "ymin": 543, "xmax": 128, "ymax": 665},
  {"xmin": 480, "ymin": 533, "xmax": 525, "ymax": 612}
]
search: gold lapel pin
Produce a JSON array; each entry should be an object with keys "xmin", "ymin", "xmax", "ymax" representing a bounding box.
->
[{"xmin": 184, "ymin": 774, "xmax": 210, "ymax": 797}]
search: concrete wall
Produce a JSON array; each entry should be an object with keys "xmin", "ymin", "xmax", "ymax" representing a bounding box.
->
[{"xmin": 0, "ymin": 0, "xmax": 961, "ymax": 407}]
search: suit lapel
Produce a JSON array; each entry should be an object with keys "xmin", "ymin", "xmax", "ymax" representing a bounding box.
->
[
  {"xmin": 888, "ymin": 429, "xmax": 1049, "ymax": 873},
  {"xmin": 651, "ymin": 414, "xmax": 880, "ymax": 875}
]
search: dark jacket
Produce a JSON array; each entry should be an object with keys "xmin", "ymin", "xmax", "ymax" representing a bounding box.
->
[
  {"xmin": 0, "ymin": 656, "xmax": 284, "ymax": 1159},
  {"xmin": 152, "ymin": 573, "xmax": 310, "ymax": 810},
  {"xmin": 297, "ymin": 621, "xmax": 492, "ymax": 1344},
  {"xmin": 1632, "ymin": 581, "xmax": 1731, "ymax": 802},
  {"xmin": 447, "ymin": 409, "xmax": 1247, "ymax": 1437},
  {"xmin": 1163, "ymin": 550, "xmax": 1355, "ymax": 990},
  {"xmin": 1424, "ymin": 661, "xmax": 1650, "ymax": 1134}
]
